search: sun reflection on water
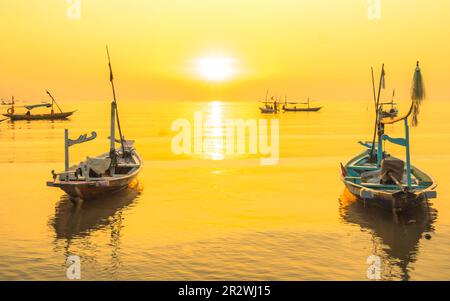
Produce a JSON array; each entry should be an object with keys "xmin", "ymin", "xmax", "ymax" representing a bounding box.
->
[{"xmin": 203, "ymin": 101, "xmax": 225, "ymax": 160}]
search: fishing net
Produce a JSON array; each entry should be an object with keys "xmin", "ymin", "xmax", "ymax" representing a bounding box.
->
[{"xmin": 411, "ymin": 62, "xmax": 426, "ymax": 127}]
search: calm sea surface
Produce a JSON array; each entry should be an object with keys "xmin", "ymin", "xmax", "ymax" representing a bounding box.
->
[{"xmin": 0, "ymin": 100, "xmax": 449, "ymax": 280}]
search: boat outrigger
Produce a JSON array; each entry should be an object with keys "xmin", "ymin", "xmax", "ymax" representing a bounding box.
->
[
  {"xmin": 2, "ymin": 92, "xmax": 75, "ymax": 121},
  {"xmin": 341, "ymin": 62, "xmax": 437, "ymax": 214},
  {"xmin": 47, "ymin": 47, "xmax": 142, "ymax": 201},
  {"xmin": 282, "ymin": 97, "xmax": 322, "ymax": 112}
]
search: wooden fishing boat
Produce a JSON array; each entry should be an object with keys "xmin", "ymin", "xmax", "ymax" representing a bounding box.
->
[
  {"xmin": 259, "ymin": 105, "xmax": 278, "ymax": 114},
  {"xmin": 259, "ymin": 100, "xmax": 279, "ymax": 114},
  {"xmin": 380, "ymin": 90, "xmax": 399, "ymax": 118},
  {"xmin": 1, "ymin": 97, "xmax": 14, "ymax": 106},
  {"xmin": 47, "ymin": 47, "xmax": 142, "ymax": 201},
  {"xmin": 2, "ymin": 92, "xmax": 75, "ymax": 121},
  {"xmin": 283, "ymin": 106, "xmax": 322, "ymax": 112},
  {"xmin": 341, "ymin": 62, "xmax": 437, "ymax": 214},
  {"xmin": 258, "ymin": 91, "xmax": 280, "ymax": 114},
  {"xmin": 341, "ymin": 141, "xmax": 436, "ymax": 212},
  {"xmin": 4, "ymin": 111, "xmax": 75, "ymax": 121},
  {"xmin": 381, "ymin": 107, "xmax": 398, "ymax": 118},
  {"xmin": 47, "ymin": 144, "xmax": 142, "ymax": 200},
  {"xmin": 282, "ymin": 97, "xmax": 322, "ymax": 112}
]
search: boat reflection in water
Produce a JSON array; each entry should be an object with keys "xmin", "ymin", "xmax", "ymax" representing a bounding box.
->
[
  {"xmin": 49, "ymin": 181, "xmax": 142, "ymax": 279},
  {"xmin": 339, "ymin": 188, "xmax": 437, "ymax": 281},
  {"xmin": 51, "ymin": 181, "xmax": 142, "ymax": 239}
]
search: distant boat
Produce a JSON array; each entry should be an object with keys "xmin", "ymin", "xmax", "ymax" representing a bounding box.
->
[
  {"xmin": 259, "ymin": 101, "xmax": 279, "ymax": 114},
  {"xmin": 259, "ymin": 91, "xmax": 280, "ymax": 114},
  {"xmin": 381, "ymin": 106, "xmax": 398, "ymax": 118},
  {"xmin": 47, "ymin": 47, "xmax": 142, "ymax": 201},
  {"xmin": 282, "ymin": 97, "xmax": 322, "ymax": 112},
  {"xmin": 341, "ymin": 63, "xmax": 437, "ymax": 214},
  {"xmin": 1, "ymin": 97, "xmax": 14, "ymax": 106},
  {"xmin": 2, "ymin": 92, "xmax": 75, "ymax": 121},
  {"xmin": 381, "ymin": 89, "xmax": 399, "ymax": 118}
]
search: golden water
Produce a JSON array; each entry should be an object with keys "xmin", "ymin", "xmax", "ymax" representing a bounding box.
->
[{"xmin": 0, "ymin": 100, "xmax": 449, "ymax": 280}]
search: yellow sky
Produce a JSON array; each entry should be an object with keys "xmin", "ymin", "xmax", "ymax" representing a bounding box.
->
[{"xmin": 1, "ymin": 0, "xmax": 450, "ymax": 102}]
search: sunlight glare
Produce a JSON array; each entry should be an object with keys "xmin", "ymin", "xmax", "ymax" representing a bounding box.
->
[{"xmin": 196, "ymin": 57, "xmax": 236, "ymax": 81}]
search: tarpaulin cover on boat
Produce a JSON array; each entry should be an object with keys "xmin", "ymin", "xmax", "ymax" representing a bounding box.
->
[
  {"xmin": 381, "ymin": 157, "xmax": 405, "ymax": 184},
  {"xmin": 86, "ymin": 157, "xmax": 111, "ymax": 175}
]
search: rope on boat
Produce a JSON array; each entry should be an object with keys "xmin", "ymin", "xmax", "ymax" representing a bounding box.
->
[{"xmin": 46, "ymin": 90, "xmax": 63, "ymax": 113}]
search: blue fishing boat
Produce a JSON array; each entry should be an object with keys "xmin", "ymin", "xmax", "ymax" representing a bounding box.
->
[{"xmin": 341, "ymin": 62, "xmax": 437, "ymax": 214}]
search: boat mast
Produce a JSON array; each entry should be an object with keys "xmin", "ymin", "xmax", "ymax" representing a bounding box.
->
[
  {"xmin": 405, "ymin": 118, "xmax": 412, "ymax": 187},
  {"xmin": 106, "ymin": 46, "xmax": 126, "ymax": 155},
  {"xmin": 391, "ymin": 89, "xmax": 395, "ymax": 110},
  {"xmin": 10, "ymin": 96, "xmax": 15, "ymax": 114},
  {"xmin": 369, "ymin": 64, "xmax": 385, "ymax": 164},
  {"xmin": 46, "ymin": 91, "xmax": 63, "ymax": 113},
  {"xmin": 65, "ymin": 129, "xmax": 69, "ymax": 172},
  {"xmin": 110, "ymin": 101, "xmax": 116, "ymax": 152}
]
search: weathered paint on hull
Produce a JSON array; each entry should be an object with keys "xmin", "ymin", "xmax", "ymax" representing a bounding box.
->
[
  {"xmin": 343, "ymin": 181, "xmax": 424, "ymax": 213},
  {"xmin": 48, "ymin": 173, "xmax": 139, "ymax": 200}
]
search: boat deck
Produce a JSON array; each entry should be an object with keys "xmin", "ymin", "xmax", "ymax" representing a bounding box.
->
[{"xmin": 343, "ymin": 148, "xmax": 435, "ymax": 192}]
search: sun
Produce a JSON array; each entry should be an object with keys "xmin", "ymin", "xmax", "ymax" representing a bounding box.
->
[{"xmin": 196, "ymin": 56, "xmax": 235, "ymax": 81}]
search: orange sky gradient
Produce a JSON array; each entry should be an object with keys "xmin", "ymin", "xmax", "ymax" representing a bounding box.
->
[{"xmin": 1, "ymin": 0, "xmax": 450, "ymax": 102}]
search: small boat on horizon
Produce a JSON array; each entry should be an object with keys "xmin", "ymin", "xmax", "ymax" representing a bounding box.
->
[
  {"xmin": 380, "ymin": 89, "xmax": 399, "ymax": 118},
  {"xmin": 340, "ymin": 62, "xmax": 437, "ymax": 214},
  {"xmin": 259, "ymin": 91, "xmax": 280, "ymax": 114},
  {"xmin": 282, "ymin": 97, "xmax": 322, "ymax": 112},
  {"xmin": 2, "ymin": 92, "xmax": 75, "ymax": 121},
  {"xmin": 47, "ymin": 47, "xmax": 142, "ymax": 201},
  {"xmin": 259, "ymin": 100, "xmax": 279, "ymax": 114},
  {"xmin": 1, "ymin": 97, "xmax": 14, "ymax": 106}
]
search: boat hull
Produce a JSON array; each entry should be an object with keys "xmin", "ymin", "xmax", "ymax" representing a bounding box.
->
[
  {"xmin": 3, "ymin": 111, "xmax": 75, "ymax": 121},
  {"xmin": 47, "ymin": 150, "xmax": 143, "ymax": 201},
  {"xmin": 47, "ymin": 172, "xmax": 139, "ymax": 200},
  {"xmin": 341, "ymin": 148, "xmax": 437, "ymax": 213},
  {"xmin": 342, "ymin": 180, "xmax": 428, "ymax": 212},
  {"xmin": 259, "ymin": 107, "xmax": 277, "ymax": 114},
  {"xmin": 283, "ymin": 107, "xmax": 322, "ymax": 112},
  {"xmin": 382, "ymin": 111, "xmax": 398, "ymax": 118}
]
